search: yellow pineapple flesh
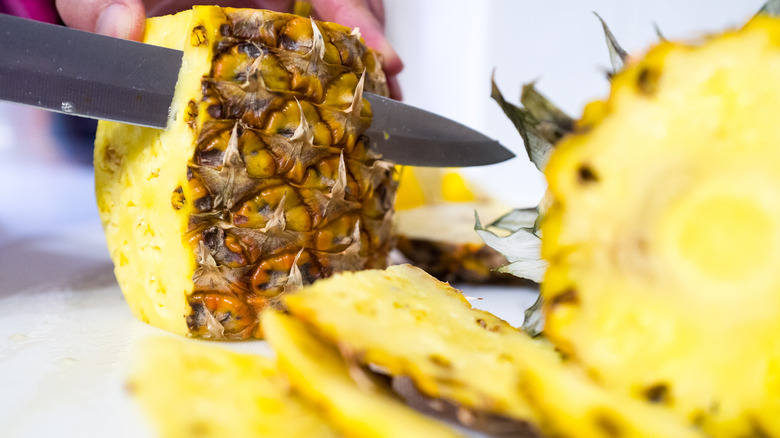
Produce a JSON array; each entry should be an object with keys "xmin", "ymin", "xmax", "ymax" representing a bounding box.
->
[
  {"xmin": 262, "ymin": 310, "xmax": 464, "ymax": 438},
  {"xmin": 94, "ymin": 6, "xmax": 396, "ymax": 340},
  {"xmin": 129, "ymin": 337, "xmax": 339, "ymax": 438},
  {"xmin": 541, "ymin": 16, "xmax": 780, "ymax": 437},
  {"xmin": 278, "ymin": 264, "xmax": 703, "ymax": 437}
]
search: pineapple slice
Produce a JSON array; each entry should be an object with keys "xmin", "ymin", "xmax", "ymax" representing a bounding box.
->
[
  {"xmin": 94, "ymin": 6, "xmax": 396, "ymax": 339},
  {"xmin": 280, "ymin": 264, "xmax": 540, "ymax": 425},
  {"xmin": 279, "ymin": 264, "xmax": 703, "ymax": 437},
  {"xmin": 262, "ymin": 310, "xmax": 463, "ymax": 438},
  {"xmin": 128, "ymin": 337, "xmax": 338, "ymax": 438},
  {"xmin": 542, "ymin": 16, "xmax": 780, "ymax": 437}
]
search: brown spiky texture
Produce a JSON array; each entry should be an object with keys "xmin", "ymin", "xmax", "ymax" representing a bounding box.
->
[{"xmin": 94, "ymin": 6, "xmax": 395, "ymax": 339}]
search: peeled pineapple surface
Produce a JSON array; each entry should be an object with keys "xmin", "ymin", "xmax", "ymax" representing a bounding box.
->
[
  {"xmin": 542, "ymin": 16, "xmax": 780, "ymax": 437},
  {"xmin": 95, "ymin": 6, "xmax": 395, "ymax": 339}
]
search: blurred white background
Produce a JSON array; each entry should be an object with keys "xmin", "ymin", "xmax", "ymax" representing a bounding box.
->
[{"xmin": 385, "ymin": 0, "xmax": 766, "ymax": 206}]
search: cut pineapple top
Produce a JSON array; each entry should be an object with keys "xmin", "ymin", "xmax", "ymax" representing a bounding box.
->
[
  {"xmin": 129, "ymin": 337, "xmax": 339, "ymax": 438},
  {"xmin": 542, "ymin": 16, "xmax": 780, "ymax": 437}
]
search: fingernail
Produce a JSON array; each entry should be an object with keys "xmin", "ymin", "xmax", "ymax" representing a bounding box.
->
[{"xmin": 95, "ymin": 3, "xmax": 133, "ymax": 39}]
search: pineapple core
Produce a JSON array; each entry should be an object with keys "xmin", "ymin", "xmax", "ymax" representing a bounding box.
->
[
  {"xmin": 94, "ymin": 6, "xmax": 395, "ymax": 339},
  {"xmin": 541, "ymin": 16, "xmax": 780, "ymax": 437}
]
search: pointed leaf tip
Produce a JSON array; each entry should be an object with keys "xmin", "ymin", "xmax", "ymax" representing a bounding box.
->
[{"xmin": 593, "ymin": 12, "xmax": 628, "ymax": 75}]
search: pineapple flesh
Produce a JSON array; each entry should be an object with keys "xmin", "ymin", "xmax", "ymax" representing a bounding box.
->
[
  {"xmin": 262, "ymin": 310, "xmax": 464, "ymax": 438},
  {"xmin": 541, "ymin": 16, "xmax": 780, "ymax": 437},
  {"xmin": 278, "ymin": 264, "xmax": 703, "ymax": 437},
  {"xmin": 129, "ymin": 337, "xmax": 339, "ymax": 438},
  {"xmin": 94, "ymin": 6, "xmax": 396, "ymax": 339}
]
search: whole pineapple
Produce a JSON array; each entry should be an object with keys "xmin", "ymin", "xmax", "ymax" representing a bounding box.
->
[
  {"xmin": 541, "ymin": 16, "xmax": 780, "ymax": 437},
  {"xmin": 94, "ymin": 6, "xmax": 396, "ymax": 339}
]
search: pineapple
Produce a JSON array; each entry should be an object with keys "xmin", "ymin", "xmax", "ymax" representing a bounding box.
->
[
  {"xmin": 540, "ymin": 15, "xmax": 780, "ymax": 437},
  {"xmin": 94, "ymin": 6, "xmax": 396, "ymax": 339},
  {"xmin": 393, "ymin": 167, "xmax": 515, "ymax": 283},
  {"xmin": 278, "ymin": 264, "xmax": 703, "ymax": 437},
  {"xmin": 129, "ymin": 337, "xmax": 339, "ymax": 438},
  {"xmin": 262, "ymin": 310, "xmax": 464, "ymax": 438}
]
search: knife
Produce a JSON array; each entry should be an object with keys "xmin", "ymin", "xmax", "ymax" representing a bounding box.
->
[{"xmin": 0, "ymin": 13, "xmax": 514, "ymax": 167}]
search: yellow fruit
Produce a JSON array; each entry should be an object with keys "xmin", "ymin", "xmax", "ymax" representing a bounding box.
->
[
  {"xmin": 94, "ymin": 6, "xmax": 396, "ymax": 339},
  {"xmin": 129, "ymin": 337, "xmax": 338, "ymax": 438},
  {"xmin": 262, "ymin": 310, "xmax": 463, "ymax": 438},
  {"xmin": 278, "ymin": 264, "xmax": 702, "ymax": 437},
  {"xmin": 542, "ymin": 16, "xmax": 780, "ymax": 437}
]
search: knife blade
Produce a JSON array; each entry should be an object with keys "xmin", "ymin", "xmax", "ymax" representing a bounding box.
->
[{"xmin": 0, "ymin": 13, "xmax": 514, "ymax": 167}]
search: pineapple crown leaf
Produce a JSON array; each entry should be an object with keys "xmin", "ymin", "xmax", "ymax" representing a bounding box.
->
[
  {"xmin": 758, "ymin": 0, "xmax": 780, "ymax": 16},
  {"xmin": 474, "ymin": 211, "xmax": 547, "ymax": 283},
  {"xmin": 489, "ymin": 207, "xmax": 539, "ymax": 233},
  {"xmin": 521, "ymin": 294, "xmax": 545, "ymax": 337},
  {"xmin": 653, "ymin": 22, "xmax": 667, "ymax": 42},
  {"xmin": 594, "ymin": 12, "xmax": 628, "ymax": 76},
  {"xmin": 520, "ymin": 82, "xmax": 575, "ymax": 144},
  {"xmin": 490, "ymin": 73, "xmax": 555, "ymax": 171}
]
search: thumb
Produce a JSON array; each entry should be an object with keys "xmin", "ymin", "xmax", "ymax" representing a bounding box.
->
[
  {"xmin": 56, "ymin": 0, "xmax": 146, "ymax": 41},
  {"xmin": 311, "ymin": 0, "xmax": 403, "ymax": 76}
]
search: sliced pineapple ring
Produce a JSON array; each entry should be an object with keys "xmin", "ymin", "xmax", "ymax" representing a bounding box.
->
[
  {"xmin": 262, "ymin": 310, "xmax": 463, "ymax": 438},
  {"xmin": 279, "ymin": 264, "xmax": 703, "ymax": 437},
  {"xmin": 542, "ymin": 16, "xmax": 780, "ymax": 437},
  {"xmin": 129, "ymin": 337, "xmax": 339, "ymax": 438}
]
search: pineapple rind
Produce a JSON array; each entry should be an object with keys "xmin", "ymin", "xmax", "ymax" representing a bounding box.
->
[
  {"xmin": 129, "ymin": 336, "xmax": 339, "ymax": 438},
  {"xmin": 262, "ymin": 310, "xmax": 464, "ymax": 438},
  {"xmin": 542, "ymin": 16, "xmax": 780, "ymax": 436}
]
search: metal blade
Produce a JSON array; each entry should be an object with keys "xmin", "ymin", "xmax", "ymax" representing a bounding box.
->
[
  {"xmin": 0, "ymin": 13, "xmax": 181, "ymax": 129},
  {"xmin": 365, "ymin": 93, "xmax": 515, "ymax": 167}
]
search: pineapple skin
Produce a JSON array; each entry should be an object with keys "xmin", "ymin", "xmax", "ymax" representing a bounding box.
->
[
  {"xmin": 94, "ymin": 6, "xmax": 396, "ymax": 339},
  {"xmin": 541, "ymin": 16, "xmax": 780, "ymax": 437}
]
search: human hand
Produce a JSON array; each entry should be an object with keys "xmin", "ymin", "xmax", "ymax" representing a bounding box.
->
[{"xmin": 55, "ymin": 0, "xmax": 403, "ymax": 98}]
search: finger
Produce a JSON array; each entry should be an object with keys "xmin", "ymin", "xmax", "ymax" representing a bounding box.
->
[
  {"xmin": 56, "ymin": 0, "xmax": 146, "ymax": 40},
  {"xmin": 311, "ymin": 0, "xmax": 403, "ymax": 76},
  {"xmin": 143, "ymin": 0, "xmax": 293, "ymax": 17}
]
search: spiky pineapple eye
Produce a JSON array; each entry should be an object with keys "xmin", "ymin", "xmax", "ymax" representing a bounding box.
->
[
  {"xmin": 636, "ymin": 66, "xmax": 661, "ymax": 96},
  {"xmin": 577, "ymin": 164, "xmax": 599, "ymax": 184},
  {"xmin": 643, "ymin": 383, "xmax": 670, "ymax": 404}
]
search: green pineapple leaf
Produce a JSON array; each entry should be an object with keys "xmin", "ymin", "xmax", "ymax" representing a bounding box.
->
[
  {"xmin": 474, "ymin": 211, "xmax": 547, "ymax": 283},
  {"xmin": 490, "ymin": 74, "xmax": 555, "ymax": 171},
  {"xmin": 489, "ymin": 207, "xmax": 539, "ymax": 233},
  {"xmin": 758, "ymin": 0, "xmax": 780, "ymax": 16},
  {"xmin": 594, "ymin": 12, "xmax": 628, "ymax": 75},
  {"xmin": 521, "ymin": 294, "xmax": 545, "ymax": 337},
  {"xmin": 520, "ymin": 82, "xmax": 574, "ymax": 145}
]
